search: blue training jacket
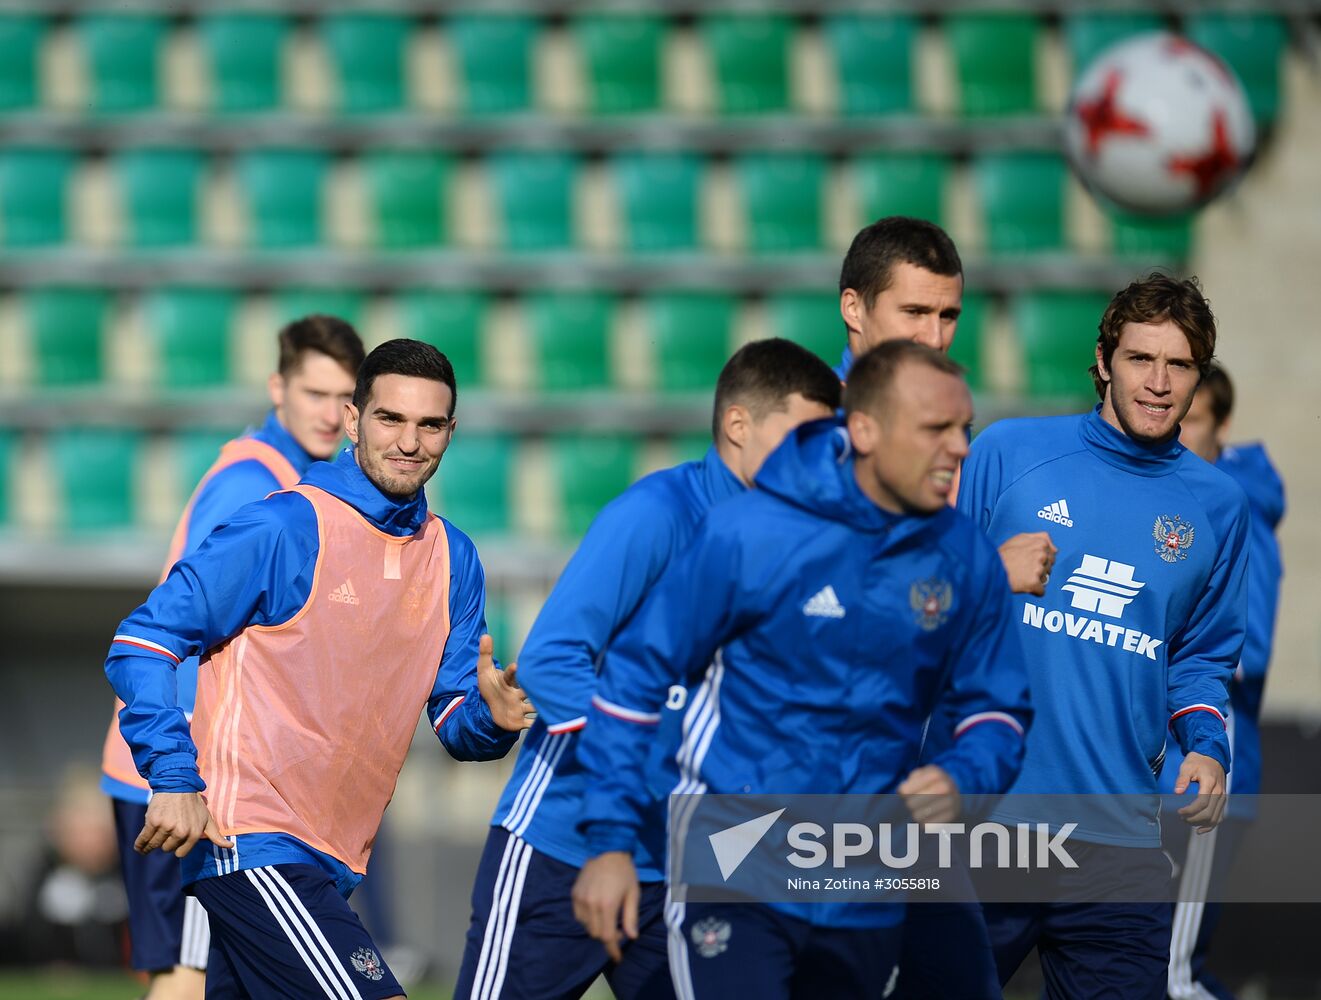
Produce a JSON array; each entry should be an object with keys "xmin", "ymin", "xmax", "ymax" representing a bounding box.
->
[
  {"xmin": 578, "ymin": 418, "xmax": 1032, "ymax": 928},
  {"xmin": 954, "ymin": 407, "xmax": 1249, "ymax": 846},
  {"xmin": 101, "ymin": 410, "xmax": 315, "ymax": 805},
  {"xmin": 494, "ymin": 447, "xmax": 744, "ymax": 881},
  {"xmin": 1159, "ymin": 442, "xmax": 1284, "ymax": 814},
  {"xmin": 105, "ymin": 448, "xmax": 517, "ymax": 894}
]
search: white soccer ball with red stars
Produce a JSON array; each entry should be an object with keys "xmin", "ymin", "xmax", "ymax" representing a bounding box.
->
[{"xmin": 1064, "ymin": 32, "xmax": 1256, "ymax": 216}]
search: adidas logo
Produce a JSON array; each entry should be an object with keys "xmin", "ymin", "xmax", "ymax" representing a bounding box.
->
[
  {"xmin": 328, "ymin": 579, "xmax": 360, "ymax": 606},
  {"xmin": 803, "ymin": 586, "xmax": 846, "ymax": 619},
  {"xmin": 1037, "ymin": 498, "xmax": 1074, "ymax": 527}
]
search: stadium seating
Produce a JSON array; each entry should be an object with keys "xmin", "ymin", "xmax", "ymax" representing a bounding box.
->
[
  {"xmin": 946, "ymin": 11, "xmax": 1039, "ymax": 117},
  {"xmin": 49, "ymin": 427, "xmax": 141, "ymax": 531},
  {"xmin": 671, "ymin": 432, "xmax": 714, "ymax": 465},
  {"xmin": 143, "ymin": 288, "xmax": 235, "ymax": 388},
  {"xmin": 78, "ymin": 14, "xmax": 166, "ymax": 113},
  {"xmin": 611, "ymin": 152, "xmax": 702, "ymax": 252},
  {"xmin": 973, "ymin": 150, "xmax": 1067, "ymax": 254},
  {"xmin": 320, "ymin": 12, "xmax": 410, "ymax": 114},
  {"xmin": 1062, "ymin": 10, "xmax": 1164, "ymax": 80},
  {"xmin": 1012, "ymin": 290, "xmax": 1111, "ymax": 398},
  {"xmin": 643, "ymin": 292, "xmax": 736, "ymax": 392},
  {"xmin": 0, "ymin": 431, "xmax": 13, "ymax": 526},
  {"xmin": 196, "ymin": 13, "xmax": 289, "ymax": 114},
  {"xmin": 449, "ymin": 14, "xmax": 538, "ymax": 115},
  {"xmin": 175, "ymin": 428, "xmax": 240, "ymax": 496},
  {"xmin": 950, "ymin": 291, "xmax": 987, "ymax": 390},
  {"xmin": 854, "ymin": 152, "xmax": 949, "ymax": 231},
  {"xmin": 701, "ymin": 14, "xmax": 793, "ymax": 114},
  {"xmin": 822, "ymin": 13, "xmax": 917, "ymax": 116},
  {"xmin": 0, "ymin": 14, "xmax": 43, "ymax": 110},
  {"xmin": 488, "ymin": 151, "xmax": 578, "ymax": 251},
  {"xmin": 1186, "ymin": 12, "xmax": 1288, "ymax": 129},
  {"xmin": 28, "ymin": 287, "xmax": 109, "ymax": 386},
  {"xmin": 235, "ymin": 150, "xmax": 329, "ymax": 248},
  {"xmin": 525, "ymin": 292, "xmax": 612, "ymax": 392},
  {"xmin": 573, "ymin": 14, "xmax": 665, "ymax": 114},
  {"xmin": 428, "ymin": 432, "xmax": 516, "ymax": 536},
  {"xmin": 363, "ymin": 151, "xmax": 450, "ymax": 249},
  {"xmin": 114, "ymin": 149, "xmax": 204, "ymax": 248},
  {"xmin": 736, "ymin": 153, "xmax": 825, "ymax": 253},
  {"xmin": 273, "ymin": 289, "xmax": 366, "ymax": 329},
  {"xmin": 397, "ymin": 290, "xmax": 486, "ymax": 390},
  {"xmin": 551, "ymin": 433, "xmax": 638, "ymax": 537},
  {"xmin": 767, "ymin": 291, "xmax": 842, "ymax": 366},
  {"xmin": 0, "ymin": 148, "xmax": 74, "ymax": 247},
  {"xmin": 1109, "ymin": 211, "xmax": 1194, "ymax": 260}
]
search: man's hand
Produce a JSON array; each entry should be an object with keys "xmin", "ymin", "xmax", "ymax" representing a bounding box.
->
[
  {"xmin": 1175, "ymin": 753, "xmax": 1227, "ymax": 834},
  {"xmin": 476, "ymin": 634, "xmax": 535, "ymax": 733},
  {"xmin": 898, "ymin": 765, "xmax": 962, "ymax": 825},
  {"xmin": 998, "ymin": 531, "xmax": 1058, "ymax": 596},
  {"xmin": 572, "ymin": 852, "xmax": 640, "ymax": 963},
  {"xmin": 135, "ymin": 792, "xmax": 233, "ymax": 858}
]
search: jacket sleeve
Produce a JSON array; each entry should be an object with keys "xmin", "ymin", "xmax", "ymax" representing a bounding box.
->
[
  {"xmin": 928, "ymin": 548, "xmax": 1033, "ymax": 795},
  {"xmin": 1167, "ymin": 494, "xmax": 1250, "ymax": 772},
  {"xmin": 104, "ymin": 493, "xmax": 320, "ymax": 792},
  {"xmin": 516, "ymin": 487, "xmax": 681, "ymax": 733},
  {"xmin": 577, "ymin": 518, "xmax": 752, "ymax": 857},
  {"xmin": 427, "ymin": 523, "xmax": 520, "ymax": 762}
]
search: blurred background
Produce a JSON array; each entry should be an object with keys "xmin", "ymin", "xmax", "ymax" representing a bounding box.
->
[{"xmin": 0, "ymin": 1, "xmax": 1318, "ymax": 997}]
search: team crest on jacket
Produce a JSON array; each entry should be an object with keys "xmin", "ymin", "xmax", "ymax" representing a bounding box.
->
[
  {"xmin": 910, "ymin": 578, "xmax": 953, "ymax": 631},
  {"xmin": 1153, "ymin": 514, "xmax": 1195, "ymax": 563},
  {"xmin": 350, "ymin": 947, "xmax": 385, "ymax": 981},
  {"xmin": 691, "ymin": 916, "xmax": 731, "ymax": 958}
]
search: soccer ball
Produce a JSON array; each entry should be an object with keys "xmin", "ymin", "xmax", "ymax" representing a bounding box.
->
[{"xmin": 1064, "ymin": 32, "xmax": 1256, "ymax": 216}]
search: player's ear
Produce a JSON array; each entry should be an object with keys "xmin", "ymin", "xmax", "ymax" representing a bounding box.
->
[
  {"xmin": 1215, "ymin": 414, "xmax": 1232, "ymax": 451},
  {"xmin": 846, "ymin": 409, "xmax": 877, "ymax": 456},
  {"xmin": 267, "ymin": 371, "xmax": 285, "ymax": 409},
  {"xmin": 1094, "ymin": 345, "xmax": 1110, "ymax": 383},
  {"xmin": 839, "ymin": 288, "xmax": 863, "ymax": 335},
  {"xmin": 721, "ymin": 403, "xmax": 750, "ymax": 450},
  {"xmin": 344, "ymin": 402, "xmax": 361, "ymax": 445}
]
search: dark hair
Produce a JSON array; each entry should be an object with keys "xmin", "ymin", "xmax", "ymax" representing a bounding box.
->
[
  {"xmin": 1199, "ymin": 363, "xmax": 1234, "ymax": 426},
  {"xmin": 353, "ymin": 338, "xmax": 457, "ymax": 416},
  {"xmin": 844, "ymin": 340, "xmax": 965, "ymax": 417},
  {"xmin": 711, "ymin": 338, "xmax": 841, "ymax": 439},
  {"xmin": 1091, "ymin": 273, "xmax": 1217, "ymax": 400},
  {"xmin": 277, "ymin": 314, "xmax": 365, "ymax": 378},
  {"xmin": 838, "ymin": 216, "xmax": 963, "ymax": 310}
]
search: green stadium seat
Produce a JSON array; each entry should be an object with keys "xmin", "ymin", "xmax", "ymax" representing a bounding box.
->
[
  {"xmin": 143, "ymin": 288, "xmax": 235, "ymax": 388},
  {"xmin": 573, "ymin": 14, "xmax": 664, "ymax": 114},
  {"xmin": 79, "ymin": 14, "xmax": 165, "ymax": 113},
  {"xmin": 1062, "ymin": 11, "xmax": 1163, "ymax": 80},
  {"xmin": 0, "ymin": 430, "xmax": 14, "ymax": 526},
  {"xmin": 49, "ymin": 428, "xmax": 141, "ymax": 532},
  {"xmin": 175, "ymin": 428, "xmax": 241, "ymax": 496},
  {"xmin": 488, "ymin": 152, "xmax": 577, "ymax": 251},
  {"xmin": 643, "ymin": 292, "xmax": 736, "ymax": 392},
  {"xmin": 1109, "ymin": 211, "xmax": 1194, "ymax": 260},
  {"xmin": 320, "ymin": 13, "xmax": 409, "ymax": 114},
  {"xmin": 0, "ymin": 15, "xmax": 44, "ymax": 110},
  {"xmin": 1012, "ymin": 291, "xmax": 1110, "ymax": 398},
  {"xmin": 28, "ymin": 287, "xmax": 109, "ymax": 386},
  {"xmin": 767, "ymin": 291, "xmax": 842, "ymax": 367},
  {"xmin": 823, "ymin": 14, "xmax": 917, "ymax": 116},
  {"xmin": 853, "ymin": 152, "xmax": 949, "ymax": 229},
  {"xmin": 114, "ymin": 149, "xmax": 204, "ymax": 248},
  {"xmin": 0, "ymin": 148, "xmax": 73, "ymax": 246},
  {"xmin": 449, "ymin": 15, "xmax": 537, "ymax": 115},
  {"xmin": 525, "ymin": 292, "xmax": 612, "ymax": 392},
  {"xmin": 949, "ymin": 291, "xmax": 987, "ymax": 390},
  {"xmin": 945, "ymin": 12, "xmax": 1039, "ymax": 117},
  {"xmin": 736, "ymin": 153, "xmax": 825, "ymax": 253},
  {"xmin": 671, "ymin": 432, "xmax": 713, "ymax": 465},
  {"xmin": 701, "ymin": 15, "xmax": 793, "ymax": 114},
  {"xmin": 482, "ymin": 593, "xmax": 515, "ymax": 663},
  {"xmin": 1187, "ymin": 12, "xmax": 1288, "ymax": 129},
  {"xmin": 197, "ymin": 13, "xmax": 288, "ymax": 113},
  {"xmin": 363, "ymin": 151, "xmax": 449, "ymax": 249},
  {"xmin": 273, "ymin": 289, "xmax": 365, "ymax": 329},
  {"xmin": 973, "ymin": 151, "xmax": 1067, "ymax": 254},
  {"xmin": 428, "ymin": 432, "xmax": 515, "ymax": 536},
  {"xmin": 611, "ymin": 152, "xmax": 701, "ymax": 252},
  {"xmin": 235, "ymin": 150, "xmax": 328, "ymax": 248},
  {"xmin": 551, "ymin": 433, "xmax": 638, "ymax": 537},
  {"xmin": 397, "ymin": 291, "xmax": 487, "ymax": 390}
]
